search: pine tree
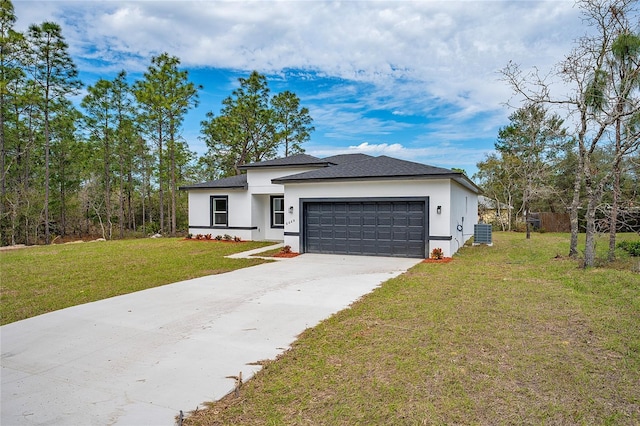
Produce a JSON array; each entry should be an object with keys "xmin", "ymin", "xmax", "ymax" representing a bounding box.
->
[{"xmin": 25, "ymin": 21, "xmax": 81, "ymax": 243}]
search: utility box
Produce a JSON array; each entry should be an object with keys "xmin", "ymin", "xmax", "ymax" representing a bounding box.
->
[{"xmin": 474, "ymin": 224, "xmax": 493, "ymax": 245}]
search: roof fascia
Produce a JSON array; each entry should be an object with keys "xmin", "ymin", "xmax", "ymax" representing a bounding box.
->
[
  {"xmin": 271, "ymin": 175, "xmax": 438, "ymax": 184},
  {"xmin": 178, "ymin": 184, "xmax": 248, "ymax": 191},
  {"xmin": 273, "ymin": 173, "xmax": 478, "ymax": 187},
  {"xmin": 239, "ymin": 162, "xmax": 331, "ymax": 170}
]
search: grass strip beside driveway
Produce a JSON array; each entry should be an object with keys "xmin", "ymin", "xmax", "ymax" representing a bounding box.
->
[
  {"xmin": 0, "ymin": 238, "xmax": 272, "ymax": 325},
  {"xmin": 185, "ymin": 232, "xmax": 640, "ymax": 425}
]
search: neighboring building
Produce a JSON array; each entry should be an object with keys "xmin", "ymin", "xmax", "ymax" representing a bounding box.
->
[
  {"xmin": 478, "ymin": 195, "xmax": 512, "ymax": 230},
  {"xmin": 180, "ymin": 153, "xmax": 481, "ymax": 258}
]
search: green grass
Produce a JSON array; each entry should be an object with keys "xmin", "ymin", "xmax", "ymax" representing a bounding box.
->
[
  {"xmin": 0, "ymin": 238, "xmax": 272, "ymax": 325},
  {"xmin": 185, "ymin": 232, "xmax": 640, "ymax": 425}
]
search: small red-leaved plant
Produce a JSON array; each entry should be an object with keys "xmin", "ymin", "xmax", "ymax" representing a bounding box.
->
[{"xmin": 430, "ymin": 247, "xmax": 444, "ymax": 260}]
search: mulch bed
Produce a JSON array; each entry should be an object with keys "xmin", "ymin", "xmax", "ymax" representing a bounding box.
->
[
  {"xmin": 272, "ymin": 252, "xmax": 300, "ymax": 258},
  {"xmin": 184, "ymin": 238, "xmax": 243, "ymax": 243},
  {"xmin": 422, "ymin": 257, "xmax": 453, "ymax": 263}
]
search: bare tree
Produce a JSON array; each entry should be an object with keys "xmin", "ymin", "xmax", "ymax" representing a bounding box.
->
[{"xmin": 501, "ymin": 0, "xmax": 640, "ymax": 267}]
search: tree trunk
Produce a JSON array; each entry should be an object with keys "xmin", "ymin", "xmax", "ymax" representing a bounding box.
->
[
  {"xmin": 119, "ymin": 156, "xmax": 124, "ymax": 239},
  {"xmin": 570, "ymin": 114, "xmax": 587, "ymax": 258},
  {"xmin": 44, "ymin": 107, "xmax": 50, "ymax": 244},
  {"xmin": 169, "ymin": 123, "xmax": 176, "ymax": 237},
  {"xmin": 507, "ymin": 193, "xmax": 513, "ymax": 231},
  {"xmin": 0, "ymin": 89, "xmax": 5, "ymax": 225},
  {"xmin": 158, "ymin": 124, "xmax": 164, "ymax": 234},
  {"xmin": 127, "ymin": 169, "xmax": 133, "ymax": 231},
  {"xmin": 584, "ymin": 193, "xmax": 598, "ymax": 268},
  {"xmin": 608, "ymin": 168, "xmax": 620, "ymax": 262},
  {"xmin": 583, "ymin": 147, "xmax": 599, "ymax": 268},
  {"xmin": 525, "ymin": 200, "xmax": 531, "ymax": 240},
  {"xmin": 60, "ymin": 160, "xmax": 66, "ymax": 236},
  {"xmin": 608, "ymin": 117, "xmax": 623, "ymax": 262},
  {"xmin": 568, "ymin": 165, "xmax": 582, "ymax": 258}
]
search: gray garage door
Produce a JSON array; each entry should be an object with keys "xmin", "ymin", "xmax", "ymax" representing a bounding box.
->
[{"xmin": 303, "ymin": 200, "xmax": 427, "ymax": 258}]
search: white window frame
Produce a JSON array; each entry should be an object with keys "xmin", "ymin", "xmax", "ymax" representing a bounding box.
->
[
  {"xmin": 271, "ymin": 196, "xmax": 284, "ymax": 228},
  {"xmin": 211, "ymin": 196, "xmax": 228, "ymax": 227}
]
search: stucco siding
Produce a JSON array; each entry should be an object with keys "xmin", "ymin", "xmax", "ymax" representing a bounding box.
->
[
  {"xmin": 187, "ymin": 190, "xmax": 213, "ymax": 229},
  {"xmin": 247, "ymin": 167, "xmax": 319, "ymax": 194},
  {"xmin": 282, "ymin": 179, "xmax": 454, "ymax": 255},
  {"xmin": 448, "ymin": 180, "xmax": 478, "ymax": 254},
  {"xmin": 253, "ymin": 194, "xmax": 284, "ymax": 241},
  {"xmin": 187, "ymin": 189, "xmax": 254, "ymax": 240}
]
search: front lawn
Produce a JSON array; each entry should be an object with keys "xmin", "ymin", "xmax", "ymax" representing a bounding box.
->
[
  {"xmin": 0, "ymin": 238, "xmax": 272, "ymax": 325},
  {"xmin": 185, "ymin": 232, "xmax": 640, "ymax": 425}
]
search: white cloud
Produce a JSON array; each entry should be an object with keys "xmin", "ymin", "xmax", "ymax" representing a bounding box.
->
[
  {"xmin": 13, "ymin": 0, "xmax": 585, "ymax": 176},
  {"xmin": 348, "ymin": 142, "xmax": 405, "ymax": 154},
  {"xmin": 15, "ymin": 1, "xmax": 581, "ymax": 80}
]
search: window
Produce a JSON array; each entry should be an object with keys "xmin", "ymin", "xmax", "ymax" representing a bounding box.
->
[
  {"xmin": 271, "ymin": 196, "xmax": 284, "ymax": 228},
  {"xmin": 211, "ymin": 196, "xmax": 228, "ymax": 227}
]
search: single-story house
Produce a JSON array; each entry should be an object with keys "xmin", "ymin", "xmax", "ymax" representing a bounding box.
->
[{"xmin": 180, "ymin": 153, "xmax": 480, "ymax": 258}]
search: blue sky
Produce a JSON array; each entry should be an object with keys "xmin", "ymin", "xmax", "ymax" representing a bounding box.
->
[{"xmin": 13, "ymin": 0, "xmax": 586, "ymax": 177}]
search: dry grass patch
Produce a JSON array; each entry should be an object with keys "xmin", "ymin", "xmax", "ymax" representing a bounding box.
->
[{"xmin": 185, "ymin": 232, "xmax": 639, "ymax": 425}]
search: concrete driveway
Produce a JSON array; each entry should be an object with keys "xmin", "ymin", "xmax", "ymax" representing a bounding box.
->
[{"xmin": 1, "ymin": 251, "xmax": 420, "ymax": 425}]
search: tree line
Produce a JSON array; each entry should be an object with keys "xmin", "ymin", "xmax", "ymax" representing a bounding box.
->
[
  {"xmin": 474, "ymin": 0, "xmax": 640, "ymax": 267},
  {"xmin": 0, "ymin": 0, "xmax": 313, "ymax": 245}
]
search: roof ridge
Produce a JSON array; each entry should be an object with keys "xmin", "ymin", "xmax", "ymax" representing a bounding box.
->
[{"xmin": 240, "ymin": 153, "xmax": 327, "ymax": 169}]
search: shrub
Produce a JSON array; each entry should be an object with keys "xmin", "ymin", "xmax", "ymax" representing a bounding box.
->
[
  {"xmin": 513, "ymin": 222, "xmax": 527, "ymax": 233},
  {"xmin": 618, "ymin": 240, "xmax": 640, "ymax": 257},
  {"xmin": 234, "ymin": 236, "xmax": 242, "ymax": 242},
  {"xmin": 214, "ymin": 235, "xmax": 222, "ymax": 241},
  {"xmin": 430, "ymin": 247, "xmax": 444, "ymax": 260},
  {"xmin": 223, "ymin": 234, "xmax": 233, "ymax": 241},
  {"xmin": 186, "ymin": 233, "xmax": 193, "ymax": 239},
  {"xmin": 281, "ymin": 245, "xmax": 292, "ymax": 254}
]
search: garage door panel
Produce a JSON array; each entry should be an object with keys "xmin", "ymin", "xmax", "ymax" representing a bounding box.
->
[
  {"xmin": 393, "ymin": 230, "xmax": 409, "ymax": 240},
  {"xmin": 393, "ymin": 216, "xmax": 409, "ymax": 227},
  {"xmin": 362, "ymin": 216, "xmax": 376, "ymax": 226},
  {"xmin": 334, "ymin": 228, "xmax": 347, "ymax": 239},
  {"xmin": 320, "ymin": 229, "xmax": 334, "ymax": 239},
  {"xmin": 348, "ymin": 229, "xmax": 361, "ymax": 239},
  {"xmin": 304, "ymin": 200, "xmax": 426, "ymax": 258},
  {"xmin": 362, "ymin": 229, "xmax": 376, "ymax": 240},
  {"xmin": 408, "ymin": 230, "xmax": 424, "ymax": 240},
  {"xmin": 377, "ymin": 203, "xmax": 392, "ymax": 213},
  {"xmin": 377, "ymin": 216, "xmax": 392, "ymax": 226},
  {"xmin": 408, "ymin": 217, "xmax": 423, "ymax": 226},
  {"xmin": 334, "ymin": 216, "xmax": 347, "ymax": 226},
  {"xmin": 377, "ymin": 229, "xmax": 391, "ymax": 240},
  {"xmin": 348, "ymin": 216, "xmax": 362, "ymax": 226},
  {"xmin": 333, "ymin": 203, "xmax": 347, "ymax": 212}
]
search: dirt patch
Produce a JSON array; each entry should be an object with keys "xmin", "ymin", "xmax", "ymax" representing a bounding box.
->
[{"xmin": 0, "ymin": 244, "xmax": 29, "ymax": 251}]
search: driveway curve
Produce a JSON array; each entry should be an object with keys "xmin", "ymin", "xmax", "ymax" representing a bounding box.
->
[{"xmin": 1, "ymin": 253, "xmax": 420, "ymax": 425}]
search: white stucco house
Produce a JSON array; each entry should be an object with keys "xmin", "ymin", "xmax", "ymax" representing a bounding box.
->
[{"xmin": 180, "ymin": 153, "xmax": 480, "ymax": 258}]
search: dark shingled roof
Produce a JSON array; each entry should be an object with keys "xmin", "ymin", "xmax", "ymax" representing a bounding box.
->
[
  {"xmin": 180, "ymin": 154, "xmax": 481, "ymax": 194},
  {"xmin": 239, "ymin": 153, "xmax": 329, "ymax": 169},
  {"xmin": 179, "ymin": 174, "xmax": 247, "ymax": 190},
  {"xmin": 322, "ymin": 153, "xmax": 373, "ymax": 164},
  {"xmin": 273, "ymin": 155, "xmax": 452, "ymax": 181},
  {"xmin": 272, "ymin": 155, "xmax": 481, "ymax": 193}
]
